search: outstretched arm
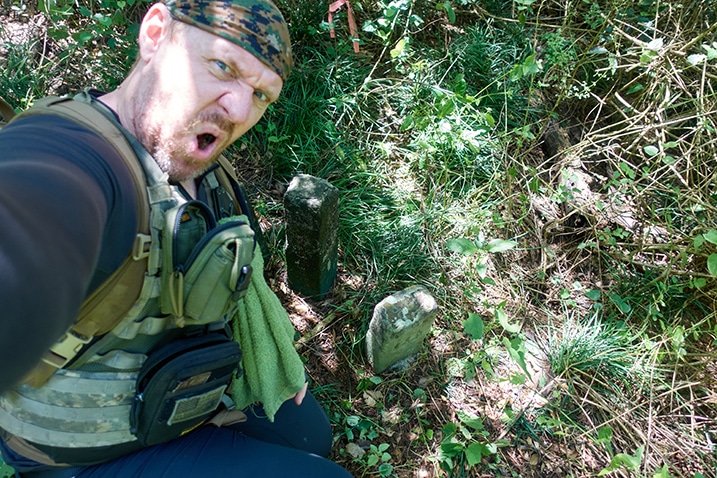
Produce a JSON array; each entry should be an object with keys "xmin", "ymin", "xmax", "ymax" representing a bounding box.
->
[{"xmin": 0, "ymin": 115, "xmax": 137, "ymax": 393}]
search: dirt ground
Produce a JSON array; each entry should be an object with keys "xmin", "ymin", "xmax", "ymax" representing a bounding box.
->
[
  {"xmin": 254, "ymin": 126, "xmax": 717, "ymax": 477},
  {"xmin": 263, "ymin": 233, "xmax": 609, "ymax": 478}
]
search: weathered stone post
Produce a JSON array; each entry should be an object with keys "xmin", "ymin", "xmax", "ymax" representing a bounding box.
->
[
  {"xmin": 283, "ymin": 174, "xmax": 339, "ymax": 298},
  {"xmin": 366, "ymin": 285, "xmax": 438, "ymax": 373}
]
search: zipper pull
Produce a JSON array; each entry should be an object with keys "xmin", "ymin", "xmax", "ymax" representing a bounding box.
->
[
  {"xmin": 130, "ymin": 393, "xmax": 144, "ymax": 434},
  {"xmin": 169, "ymin": 270, "xmax": 186, "ymax": 327}
]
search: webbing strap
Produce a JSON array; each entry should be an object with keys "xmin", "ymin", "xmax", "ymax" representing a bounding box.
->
[{"xmin": 14, "ymin": 96, "xmax": 152, "ymax": 387}]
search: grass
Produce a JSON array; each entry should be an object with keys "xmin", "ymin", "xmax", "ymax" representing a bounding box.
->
[{"xmin": 2, "ymin": 0, "xmax": 717, "ymax": 476}]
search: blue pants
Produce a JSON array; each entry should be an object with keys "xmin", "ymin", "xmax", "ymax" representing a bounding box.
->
[{"xmin": 8, "ymin": 392, "xmax": 351, "ymax": 478}]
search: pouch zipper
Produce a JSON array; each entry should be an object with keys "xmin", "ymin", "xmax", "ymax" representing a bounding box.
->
[
  {"xmin": 176, "ymin": 218, "xmax": 249, "ymax": 274},
  {"xmin": 170, "ymin": 200, "xmax": 217, "ymax": 272}
]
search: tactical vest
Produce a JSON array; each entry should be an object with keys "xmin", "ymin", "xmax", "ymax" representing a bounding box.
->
[{"xmin": 0, "ymin": 93, "xmax": 256, "ymax": 464}]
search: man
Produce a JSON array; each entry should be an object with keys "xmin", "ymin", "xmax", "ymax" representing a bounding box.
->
[{"xmin": 0, "ymin": 1, "xmax": 351, "ymax": 476}]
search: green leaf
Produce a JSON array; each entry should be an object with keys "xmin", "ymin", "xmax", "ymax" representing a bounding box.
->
[
  {"xmin": 93, "ymin": 13, "xmax": 113, "ymax": 26},
  {"xmin": 73, "ymin": 30, "xmax": 94, "ymax": 44},
  {"xmin": 643, "ymin": 145, "xmax": 659, "ymax": 157},
  {"xmin": 484, "ymin": 112, "xmax": 495, "ymax": 127},
  {"xmin": 48, "ymin": 27, "xmax": 69, "ymax": 40},
  {"xmin": 390, "ymin": 38, "xmax": 408, "ymax": 58},
  {"xmin": 495, "ymin": 307, "xmax": 521, "ymax": 333},
  {"xmin": 625, "ymin": 83, "xmax": 644, "ymax": 95},
  {"xmin": 399, "ymin": 114, "xmax": 413, "ymax": 131},
  {"xmin": 440, "ymin": 441, "xmax": 465, "ymax": 457},
  {"xmin": 378, "ymin": 463, "xmax": 393, "ymax": 477},
  {"xmin": 640, "ymin": 51, "xmax": 656, "ymax": 64},
  {"xmin": 442, "ymin": 1, "xmax": 456, "ymax": 23},
  {"xmin": 485, "ymin": 239, "xmax": 518, "ymax": 253},
  {"xmin": 465, "ymin": 442, "xmax": 489, "ymax": 467},
  {"xmin": 692, "ymin": 277, "xmax": 707, "ymax": 289},
  {"xmin": 463, "ymin": 313, "xmax": 484, "ymax": 340},
  {"xmin": 446, "ymin": 238, "xmax": 478, "ymax": 255},
  {"xmin": 619, "ymin": 162, "xmax": 635, "ymax": 179},
  {"xmin": 707, "ymin": 254, "xmax": 717, "ymax": 276},
  {"xmin": 596, "ymin": 425, "xmax": 613, "ymax": 444},
  {"xmin": 522, "ymin": 54, "xmax": 542, "ymax": 75},
  {"xmin": 687, "ymin": 53, "xmax": 706, "ymax": 65},
  {"xmin": 442, "ymin": 422, "xmax": 457, "ymax": 437},
  {"xmin": 646, "ymin": 38, "xmax": 664, "ymax": 51},
  {"xmin": 584, "ymin": 289, "xmax": 601, "ymax": 300},
  {"xmin": 408, "ymin": 14, "xmax": 424, "ymax": 28},
  {"xmin": 703, "ymin": 230, "xmax": 717, "ymax": 245},
  {"xmin": 362, "ymin": 20, "xmax": 378, "ymax": 33},
  {"xmin": 693, "ymin": 235, "xmax": 706, "ymax": 249},
  {"xmin": 475, "ymin": 263, "xmax": 488, "ymax": 279},
  {"xmin": 598, "ymin": 446, "xmax": 644, "ymax": 475},
  {"xmin": 503, "ymin": 337, "xmax": 530, "ymax": 377},
  {"xmin": 653, "ymin": 464, "xmax": 670, "ymax": 478},
  {"xmin": 704, "ymin": 42, "xmax": 717, "ymax": 58},
  {"xmin": 609, "ymin": 293, "xmax": 631, "ymax": 313},
  {"xmin": 457, "ymin": 411, "xmax": 485, "ymax": 431}
]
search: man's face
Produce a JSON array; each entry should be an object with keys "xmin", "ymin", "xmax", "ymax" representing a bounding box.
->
[{"xmin": 132, "ymin": 20, "xmax": 283, "ymax": 183}]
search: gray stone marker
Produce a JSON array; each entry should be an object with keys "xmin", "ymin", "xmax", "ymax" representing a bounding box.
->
[
  {"xmin": 284, "ymin": 174, "xmax": 339, "ymax": 298},
  {"xmin": 366, "ymin": 285, "xmax": 438, "ymax": 373}
]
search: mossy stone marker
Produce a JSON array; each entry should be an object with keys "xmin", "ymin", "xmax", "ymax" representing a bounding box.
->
[
  {"xmin": 366, "ymin": 285, "xmax": 438, "ymax": 373},
  {"xmin": 284, "ymin": 174, "xmax": 339, "ymax": 298}
]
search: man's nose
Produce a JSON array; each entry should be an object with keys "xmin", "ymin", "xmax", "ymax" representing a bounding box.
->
[{"xmin": 218, "ymin": 83, "xmax": 254, "ymax": 125}]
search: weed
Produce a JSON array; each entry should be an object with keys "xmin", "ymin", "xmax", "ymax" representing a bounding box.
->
[
  {"xmin": 436, "ymin": 411, "xmax": 506, "ymax": 475},
  {"xmin": 542, "ymin": 313, "xmax": 650, "ymax": 391},
  {"xmin": 0, "ymin": 458, "xmax": 13, "ymax": 478},
  {"xmin": 363, "ymin": 443, "xmax": 394, "ymax": 477}
]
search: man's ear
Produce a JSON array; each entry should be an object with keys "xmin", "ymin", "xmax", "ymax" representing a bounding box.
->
[{"xmin": 137, "ymin": 3, "xmax": 173, "ymax": 61}]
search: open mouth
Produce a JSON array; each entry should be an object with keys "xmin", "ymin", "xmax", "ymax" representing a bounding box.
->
[{"xmin": 197, "ymin": 133, "xmax": 217, "ymax": 150}]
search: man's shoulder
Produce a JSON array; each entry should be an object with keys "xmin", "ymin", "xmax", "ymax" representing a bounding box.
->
[
  {"xmin": 11, "ymin": 96, "xmax": 111, "ymax": 128},
  {"xmin": 1, "ymin": 102, "xmax": 139, "ymax": 192},
  {"xmin": 3, "ymin": 106, "xmax": 106, "ymax": 142}
]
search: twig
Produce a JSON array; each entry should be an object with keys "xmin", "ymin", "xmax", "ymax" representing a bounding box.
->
[{"xmin": 295, "ymin": 311, "xmax": 339, "ymax": 351}]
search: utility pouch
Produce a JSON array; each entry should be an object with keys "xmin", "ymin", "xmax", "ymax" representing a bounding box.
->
[
  {"xmin": 160, "ymin": 201, "xmax": 255, "ymax": 326},
  {"xmin": 129, "ymin": 333, "xmax": 241, "ymax": 447}
]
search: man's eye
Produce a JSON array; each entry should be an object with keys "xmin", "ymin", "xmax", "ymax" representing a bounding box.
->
[
  {"xmin": 215, "ymin": 60, "xmax": 230, "ymax": 73},
  {"xmin": 254, "ymin": 90, "xmax": 269, "ymax": 102}
]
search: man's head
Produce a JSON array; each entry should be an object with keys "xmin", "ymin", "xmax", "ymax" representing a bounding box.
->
[
  {"xmin": 165, "ymin": 0, "xmax": 292, "ymax": 82},
  {"xmin": 108, "ymin": 0, "xmax": 291, "ymax": 183}
]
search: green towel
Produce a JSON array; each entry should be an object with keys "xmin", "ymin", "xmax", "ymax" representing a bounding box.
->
[{"xmin": 230, "ymin": 249, "xmax": 306, "ymax": 421}]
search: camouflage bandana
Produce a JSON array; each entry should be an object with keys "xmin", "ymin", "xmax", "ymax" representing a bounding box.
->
[{"xmin": 164, "ymin": 0, "xmax": 292, "ymax": 81}]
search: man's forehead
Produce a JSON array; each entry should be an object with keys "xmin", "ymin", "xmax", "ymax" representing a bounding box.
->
[
  {"xmin": 206, "ymin": 33, "xmax": 284, "ymax": 97},
  {"xmin": 164, "ymin": 0, "xmax": 292, "ymax": 81}
]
